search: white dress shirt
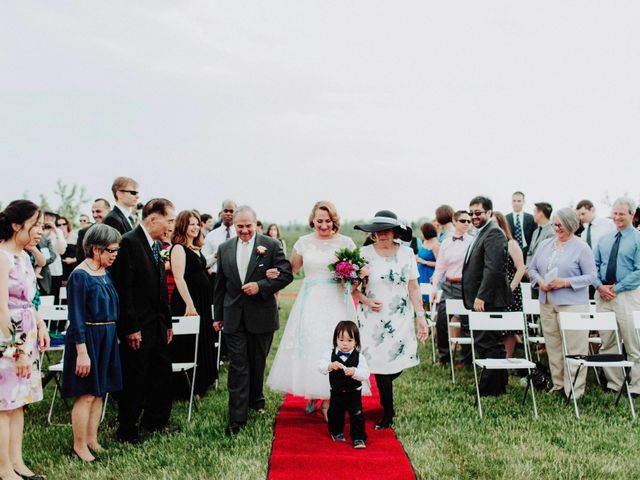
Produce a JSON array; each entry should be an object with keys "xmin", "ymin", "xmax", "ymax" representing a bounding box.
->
[
  {"xmin": 202, "ymin": 224, "xmax": 237, "ymax": 273},
  {"xmin": 235, "ymin": 234, "xmax": 256, "ymax": 281},
  {"xmin": 318, "ymin": 348, "xmax": 370, "ymax": 384},
  {"xmin": 140, "ymin": 224, "xmax": 155, "ymax": 249},
  {"xmin": 579, "ymin": 216, "xmax": 615, "ymax": 252},
  {"xmin": 115, "ymin": 203, "xmax": 135, "ymax": 228}
]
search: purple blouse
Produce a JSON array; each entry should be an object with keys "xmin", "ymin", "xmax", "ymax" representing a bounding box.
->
[{"xmin": 528, "ymin": 236, "xmax": 596, "ymax": 305}]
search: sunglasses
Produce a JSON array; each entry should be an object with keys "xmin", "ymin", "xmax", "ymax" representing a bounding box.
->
[
  {"xmin": 469, "ymin": 211, "xmax": 487, "ymax": 217},
  {"xmin": 119, "ymin": 189, "xmax": 139, "ymax": 196},
  {"xmin": 56, "ymin": 222, "xmax": 67, "ymax": 227},
  {"xmin": 103, "ymin": 247, "xmax": 120, "ymax": 254},
  {"xmin": 457, "ymin": 219, "xmax": 471, "ymax": 224},
  {"xmin": 79, "ymin": 219, "xmax": 89, "ymax": 223}
]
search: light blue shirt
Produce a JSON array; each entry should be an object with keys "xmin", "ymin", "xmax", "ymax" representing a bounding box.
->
[
  {"xmin": 593, "ymin": 226, "xmax": 640, "ymax": 293},
  {"xmin": 528, "ymin": 236, "xmax": 596, "ymax": 305}
]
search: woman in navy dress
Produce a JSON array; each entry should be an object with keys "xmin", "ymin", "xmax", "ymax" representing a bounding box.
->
[{"xmin": 62, "ymin": 224, "xmax": 122, "ymax": 462}]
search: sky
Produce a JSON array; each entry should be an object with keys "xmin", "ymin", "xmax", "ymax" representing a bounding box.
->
[{"xmin": 2, "ymin": 1, "xmax": 639, "ymax": 224}]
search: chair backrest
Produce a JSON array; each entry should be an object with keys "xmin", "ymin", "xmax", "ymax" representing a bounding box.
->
[
  {"xmin": 559, "ymin": 311, "xmax": 617, "ymax": 331},
  {"xmin": 523, "ymin": 298, "xmax": 540, "ymax": 316},
  {"xmin": 420, "ymin": 283, "xmax": 433, "ymax": 297},
  {"xmin": 520, "ymin": 282, "xmax": 532, "ymax": 300},
  {"xmin": 171, "ymin": 316, "xmax": 201, "ymax": 336},
  {"xmin": 39, "ymin": 305, "xmax": 68, "ymax": 321},
  {"xmin": 40, "ymin": 295, "xmax": 55, "ymax": 306},
  {"xmin": 589, "ymin": 300, "xmax": 597, "ymax": 314},
  {"xmin": 445, "ymin": 299, "xmax": 470, "ymax": 316},
  {"xmin": 58, "ymin": 287, "xmax": 67, "ymax": 303},
  {"xmin": 469, "ymin": 312, "xmax": 526, "ymax": 332}
]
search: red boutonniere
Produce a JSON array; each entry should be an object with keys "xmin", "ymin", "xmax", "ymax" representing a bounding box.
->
[{"xmin": 256, "ymin": 246, "xmax": 268, "ymax": 256}]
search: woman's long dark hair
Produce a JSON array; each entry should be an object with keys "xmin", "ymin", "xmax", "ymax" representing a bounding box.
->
[{"xmin": 0, "ymin": 200, "xmax": 41, "ymax": 241}]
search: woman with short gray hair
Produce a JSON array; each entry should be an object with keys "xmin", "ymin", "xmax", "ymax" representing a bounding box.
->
[
  {"xmin": 61, "ymin": 223, "xmax": 123, "ymax": 462},
  {"xmin": 528, "ymin": 207, "xmax": 597, "ymax": 399}
]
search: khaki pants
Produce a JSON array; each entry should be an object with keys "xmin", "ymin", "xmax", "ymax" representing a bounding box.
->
[
  {"xmin": 540, "ymin": 303, "xmax": 589, "ymax": 398},
  {"xmin": 596, "ymin": 289, "xmax": 640, "ymax": 394}
]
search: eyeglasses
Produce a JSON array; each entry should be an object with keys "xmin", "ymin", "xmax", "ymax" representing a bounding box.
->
[
  {"xmin": 56, "ymin": 222, "xmax": 67, "ymax": 227},
  {"xmin": 119, "ymin": 190, "xmax": 139, "ymax": 196},
  {"xmin": 103, "ymin": 247, "xmax": 120, "ymax": 254},
  {"xmin": 552, "ymin": 223, "xmax": 564, "ymax": 229},
  {"xmin": 457, "ymin": 219, "xmax": 471, "ymax": 224},
  {"xmin": 469, "ymin": 211, "xmax": 487, "ymax": 217},
  {"xmin": 79, "ymin": 219, "xmax": 89, "ymax": 223}
]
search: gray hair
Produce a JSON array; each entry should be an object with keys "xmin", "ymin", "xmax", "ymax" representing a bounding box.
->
[
  {"xmin": 83, "ymin": 224, "xmax": 122, "ymax": 258},
  {"xmin": 221, "ymin": 199, "xmax": 237, "ymax": 209},
  {"xmin": 553, "ymin": 207, "xmax": 580, "ymax": 234},
  {"xmin": 233, "ymin": 205, "xmax": 257, "ymax": 222},
  {"xmin": 613, "ymin": 196, "xmax": 638, "ymax": 215}
]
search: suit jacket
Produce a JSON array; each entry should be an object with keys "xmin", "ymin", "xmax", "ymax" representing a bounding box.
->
[
  {"xmin": 506, "ymin": 212, "xmax": 535, "ymax": 254},
  {"xmin": 104, "ymin": 207, "xmax": 133, "ymax": 236},
  {"xmin": 462, "ymin": 221, "xmax": 511, "ymax": 310},
  {"xmin": 525, "ymin": 222, "xmax": 555, "ymax": 267},
  {"xmin": 110, "ymin": 225, "xmax": 171, "ymax": 338},
  {"xmin": 36, "ymin": 236, "xmax": 58, "ymax": 295},
  {"xmin": 214, "ymin": 234, "xmax": 293, "ymax": 335}
]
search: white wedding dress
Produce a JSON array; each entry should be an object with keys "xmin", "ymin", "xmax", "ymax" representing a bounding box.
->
[{"xmin": 267, "ymin": 233, "xmax": 357, "ymax": 399}]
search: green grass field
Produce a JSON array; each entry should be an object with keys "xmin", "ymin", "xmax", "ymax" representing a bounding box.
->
[{"xmin": 23, "ymin": 280, "xmax": 640, "ymax": 479}]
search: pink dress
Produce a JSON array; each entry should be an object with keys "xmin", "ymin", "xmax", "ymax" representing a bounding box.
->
[{"xmin": 0, "ymin": 250, "xmax": 43, "ymax": 411}]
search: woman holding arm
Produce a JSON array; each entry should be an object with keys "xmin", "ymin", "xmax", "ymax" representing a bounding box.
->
[
  {"xmin": 528, "ymin": 208, "xmax": 596, "ymax": 399},
  {"xmin": 61, "ymin": 224, "xmax": 123, "ymax": 462},
  {"xmin": 353, "ymin": 210, "xmax": 429, "ymax": 429},
  {"xmin": 0, "ymin": 200, "xmax": 49, "ymax": 480},
  {"xmin": 169, "ymin": 210, "xmax": 217, "ymax": 397},
  {"xmin": 494, "ymin": 212, "xmax": 527, "ymax": 358}
]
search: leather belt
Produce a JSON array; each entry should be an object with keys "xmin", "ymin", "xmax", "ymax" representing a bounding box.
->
[
  {"xmin": 85, "ymin": 322, "xmax": 116, "ymax": 326},
  {"xmin": 446, "ymin": 277, "xmax": 462, "ymax": 284}
]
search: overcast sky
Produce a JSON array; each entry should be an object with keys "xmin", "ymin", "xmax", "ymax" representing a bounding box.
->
[{"xmin": 2, "ymin": 1, "xmax": 639, "ymax": 224}]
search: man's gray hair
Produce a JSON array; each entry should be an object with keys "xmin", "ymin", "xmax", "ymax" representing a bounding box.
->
[
  {"xmin": 553, "ymin": 207, "xmax": 580, "ymax": 234},
  {"xmin": 221, "ymin": 199, "xmax": 237, "ymax": 209},
  {"xmin": 613, "ymin": 196, "xmax": 638, "ymax": 215},
  {"xmin": 233, "ymin": 205, "xmax": 257, "ymax": 222},
  {"xmin": 83, "ymin": 224, "xmax": 122, "ymax": 258}
]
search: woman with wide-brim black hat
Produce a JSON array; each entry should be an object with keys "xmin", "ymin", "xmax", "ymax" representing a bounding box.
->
[{"xmin": 353, "ymin": 210, "xmax": 429, "ymax": 429}]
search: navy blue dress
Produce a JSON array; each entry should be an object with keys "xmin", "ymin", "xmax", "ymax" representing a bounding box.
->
[{"xmin": 61, "ymin": 269, "xmax": 123, "ymax": 398}]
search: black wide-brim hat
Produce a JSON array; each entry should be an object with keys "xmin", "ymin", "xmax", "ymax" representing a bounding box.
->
[{"xmin": 354, "ymin": 210, "xmax": 413, "ymax": 242}]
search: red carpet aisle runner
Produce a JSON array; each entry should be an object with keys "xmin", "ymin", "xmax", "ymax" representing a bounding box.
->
[{"xmin": 268, "ymin": 376, "xmax": 416, "ymax": 480}]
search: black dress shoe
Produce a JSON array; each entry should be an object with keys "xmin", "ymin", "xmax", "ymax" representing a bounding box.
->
[
  {"xmin": 225, "ymin": 422, "xmax": 244, "ymax": 436},
  {"xmin": 374, "ymin": 419, "xmax": 393, "ymax": 430},
  {"xmin": 116, "ymin": 433, "xmax": 142, "ymax": 445},
  {"xmin": 142, "ymin": 424, "xmax": 181, "ymax": 435},
  {"xmin": 15, "ymin": 472, "xmax": 46, "ymax": 480}
]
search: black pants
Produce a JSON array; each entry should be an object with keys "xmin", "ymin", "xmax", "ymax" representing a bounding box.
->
[
  {"xmin": 475, "ymin": 314, "xmax": 508, "ymax": 395},
  {"xmin": 375, "ymin": 372, "xmax": 402, "ymax": 422},
  {"xmin": 118, "ymin": 324, "xmax": 173, "ymax": 439},
  {"xmin": 224, "ymin": 320, "xmax": 273, "ymax": 423},
  {"xmin": 436, "ymin": 282, "xmax": 471, "ymax": 365},
  {"xmin": 328, "ymin": 390, "xmax": 366, "ymax": 441}
]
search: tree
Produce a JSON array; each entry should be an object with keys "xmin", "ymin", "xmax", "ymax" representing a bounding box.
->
[{"xmin": 53, "ymin": 179, "xmax": 90, "ymax": 222}]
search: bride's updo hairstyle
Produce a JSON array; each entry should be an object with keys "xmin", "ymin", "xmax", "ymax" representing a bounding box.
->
[
  {"xmin": 0, "ymin": 200, "xmax": 41, "ymax": 241},
  {"xmin": 308, "ymin": 201, "xmax": 340, "ymax": 233}
]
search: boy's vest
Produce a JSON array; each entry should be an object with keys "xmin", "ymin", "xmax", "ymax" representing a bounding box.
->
[{"xmin": 329, "ymin": 350, "xmax": 361, "ymax": 392}]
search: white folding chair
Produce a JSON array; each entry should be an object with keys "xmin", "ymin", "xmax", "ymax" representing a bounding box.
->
[
  {"xmin": 38, "ymin": 305, "xmax": 68, "ymax": 366},
  {"xmin": 39, "ymin": 295, "xmax": 55, "ymax": 306},
  {"xmin": 427, "ymin": 288, "xmax": 443, "ymax": 363},
  {"xmin": 171, "ymin": 315, "xmax": 200, "ymax": 421},
  {"xmin": 524, "ymin": 299, "xmax": 545, "ymax": 361},
  {"xmin": 445, "ymin": 299, "xmax": 472, "ymax": 383},
  {"xmin": 469, "ymin": 312, "xmax": 538, "ymax": 419},
  {"xmin": 559, "ymin": 312, "xmax": 636, "ymax": 419},
  {"xmin": 520, "ymin": 282, "xmax": 532, "ymax": 300},
  {"xmin": 212, "ymin": 305, "xmax": 222, "ymax": 389}
]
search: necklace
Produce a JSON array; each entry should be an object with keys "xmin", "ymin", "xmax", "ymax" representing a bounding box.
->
[{"xmin": 84, "ymin": 259, "xmax": 101, "ymax": 272}]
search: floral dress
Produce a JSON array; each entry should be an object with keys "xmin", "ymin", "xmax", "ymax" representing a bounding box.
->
[
  {"xmin": 0, "ymin": 250, "xmax": 43, "ymax": 411},
  {"xmin": 357, "ymin": 244, "xmax": 420, "ymax": 375}
]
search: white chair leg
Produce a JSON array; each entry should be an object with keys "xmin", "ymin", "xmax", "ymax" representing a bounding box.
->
[
  {"xmin": 100, "ymin": 393, "xmax": 109, "ymax": 423},
  {"xmin": 187, "ymin": 367, "xmax": 197, "ymax": 422},
  {"xmin": 473, "ymin": 364, "xmax": 483, "ymax": 418},
  {"xmin": 567, "ymin": 363, "xmax": 581, "ymax": 419},
  {"xmin": 430, "ymin": 326, "xmax": 436, "ymax": 363},
  {"xmin": 449, "ymin": 340, "xmax": 456, "ymax": 383},
  {"xmin": 622, "ymin": 367, "xmax": 637, "ymax": 420},
  {"xmin": 48, "ymin": 384, "xmax": 58, "ymax": 424},
  {"xmin": 529, "ymin": 374, "xmax": 539, "ymax": 419}
]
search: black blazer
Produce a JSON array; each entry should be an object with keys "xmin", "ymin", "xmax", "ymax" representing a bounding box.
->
[
  {"xmin": 462, "ymin": 221, "xmax": 512, "ymax": 311},
  {"xmin": 506, "ymin": 212, "xmax": 535, "ymax": 252},
  {"xmin": 104, "ymin": 207, "xmax": 133, "ymax": 236},
  {"xmin": 214, "ymin": 234, "xmax": 293, "ymax": 335},
  {"xmin": 110, "ymin": 225, "xmax": 171, "ymax": 338}
]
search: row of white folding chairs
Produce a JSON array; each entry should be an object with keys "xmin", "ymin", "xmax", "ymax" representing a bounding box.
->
[{"xmin": 39, "ymin": 287, "xmax": 67, "ymax": 307}]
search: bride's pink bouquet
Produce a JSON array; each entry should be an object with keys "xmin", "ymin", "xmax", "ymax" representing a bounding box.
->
[{"xmin": 328, "ymin": 247, "xmax": 369, "ymax": 285}]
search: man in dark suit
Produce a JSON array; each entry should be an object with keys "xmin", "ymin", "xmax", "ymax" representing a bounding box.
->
[
  {"xmin": 110, "ymin": 198, "xmax": 176, "ymax": 443},
  {"xmin": 462, "ymin": 196, "xmax": 511, "ymax": 396},
  {"xmin": 214, "ymin": 206, "xmax": 293, "ymax": 435},
  {"xmin": 104, "ymin": 176, "xmax": 140, "ymax": 235},
  {"xmin": 75, "ymin": 198, "xmax": 111, "ymax": 264},
  {"xmin": 506, "ymin": 191, "xmax": 535, "ymax": 258}
]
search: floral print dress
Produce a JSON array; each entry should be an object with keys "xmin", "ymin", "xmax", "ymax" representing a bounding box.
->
[
  {"xmin": 0, "ymin": 250, "xmax": 43, "ymax": 411},
  {"xmin": 357, "ymin": 244, "xmax": 420, "ymax": 375}
]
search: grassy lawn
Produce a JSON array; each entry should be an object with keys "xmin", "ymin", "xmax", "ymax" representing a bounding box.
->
[{"xmin": 24, "ymin": 285, "xmax": 640, "ymax": 480}]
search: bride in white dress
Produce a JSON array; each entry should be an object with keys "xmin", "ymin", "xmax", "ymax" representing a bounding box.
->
[{"xmin": 267, "ymin": 201, "xmax": 356, "ymax": 418}]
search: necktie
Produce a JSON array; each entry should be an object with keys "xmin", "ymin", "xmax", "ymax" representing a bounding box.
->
[
  {"xmin": 586, "ymin": 223, "xmax": 592, "ymax": 248},
  {"xmin": 225, "ymin": 227, "xmax": 231, "ymax": 240},
  {"xmin": 151, "ymin": 242, "xmax": 160, "ymax": 266},
  {"xmin": 239, "ymin": 241, "xmax": 250, "ymax": 283},
  {"xmin": 514, "ymin": 214, "xmax": 524, "ymax": 248},
  {"xmin": 128, "ymin": 215, "xmax": 135, "ymax": 227},
  {"xmin": 452, "ymin": 236, "xmax": 463, "ymax": 241},
  {"xmin": 604, "ymin": 232, "xmax": 622, "ymax": 285}
]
